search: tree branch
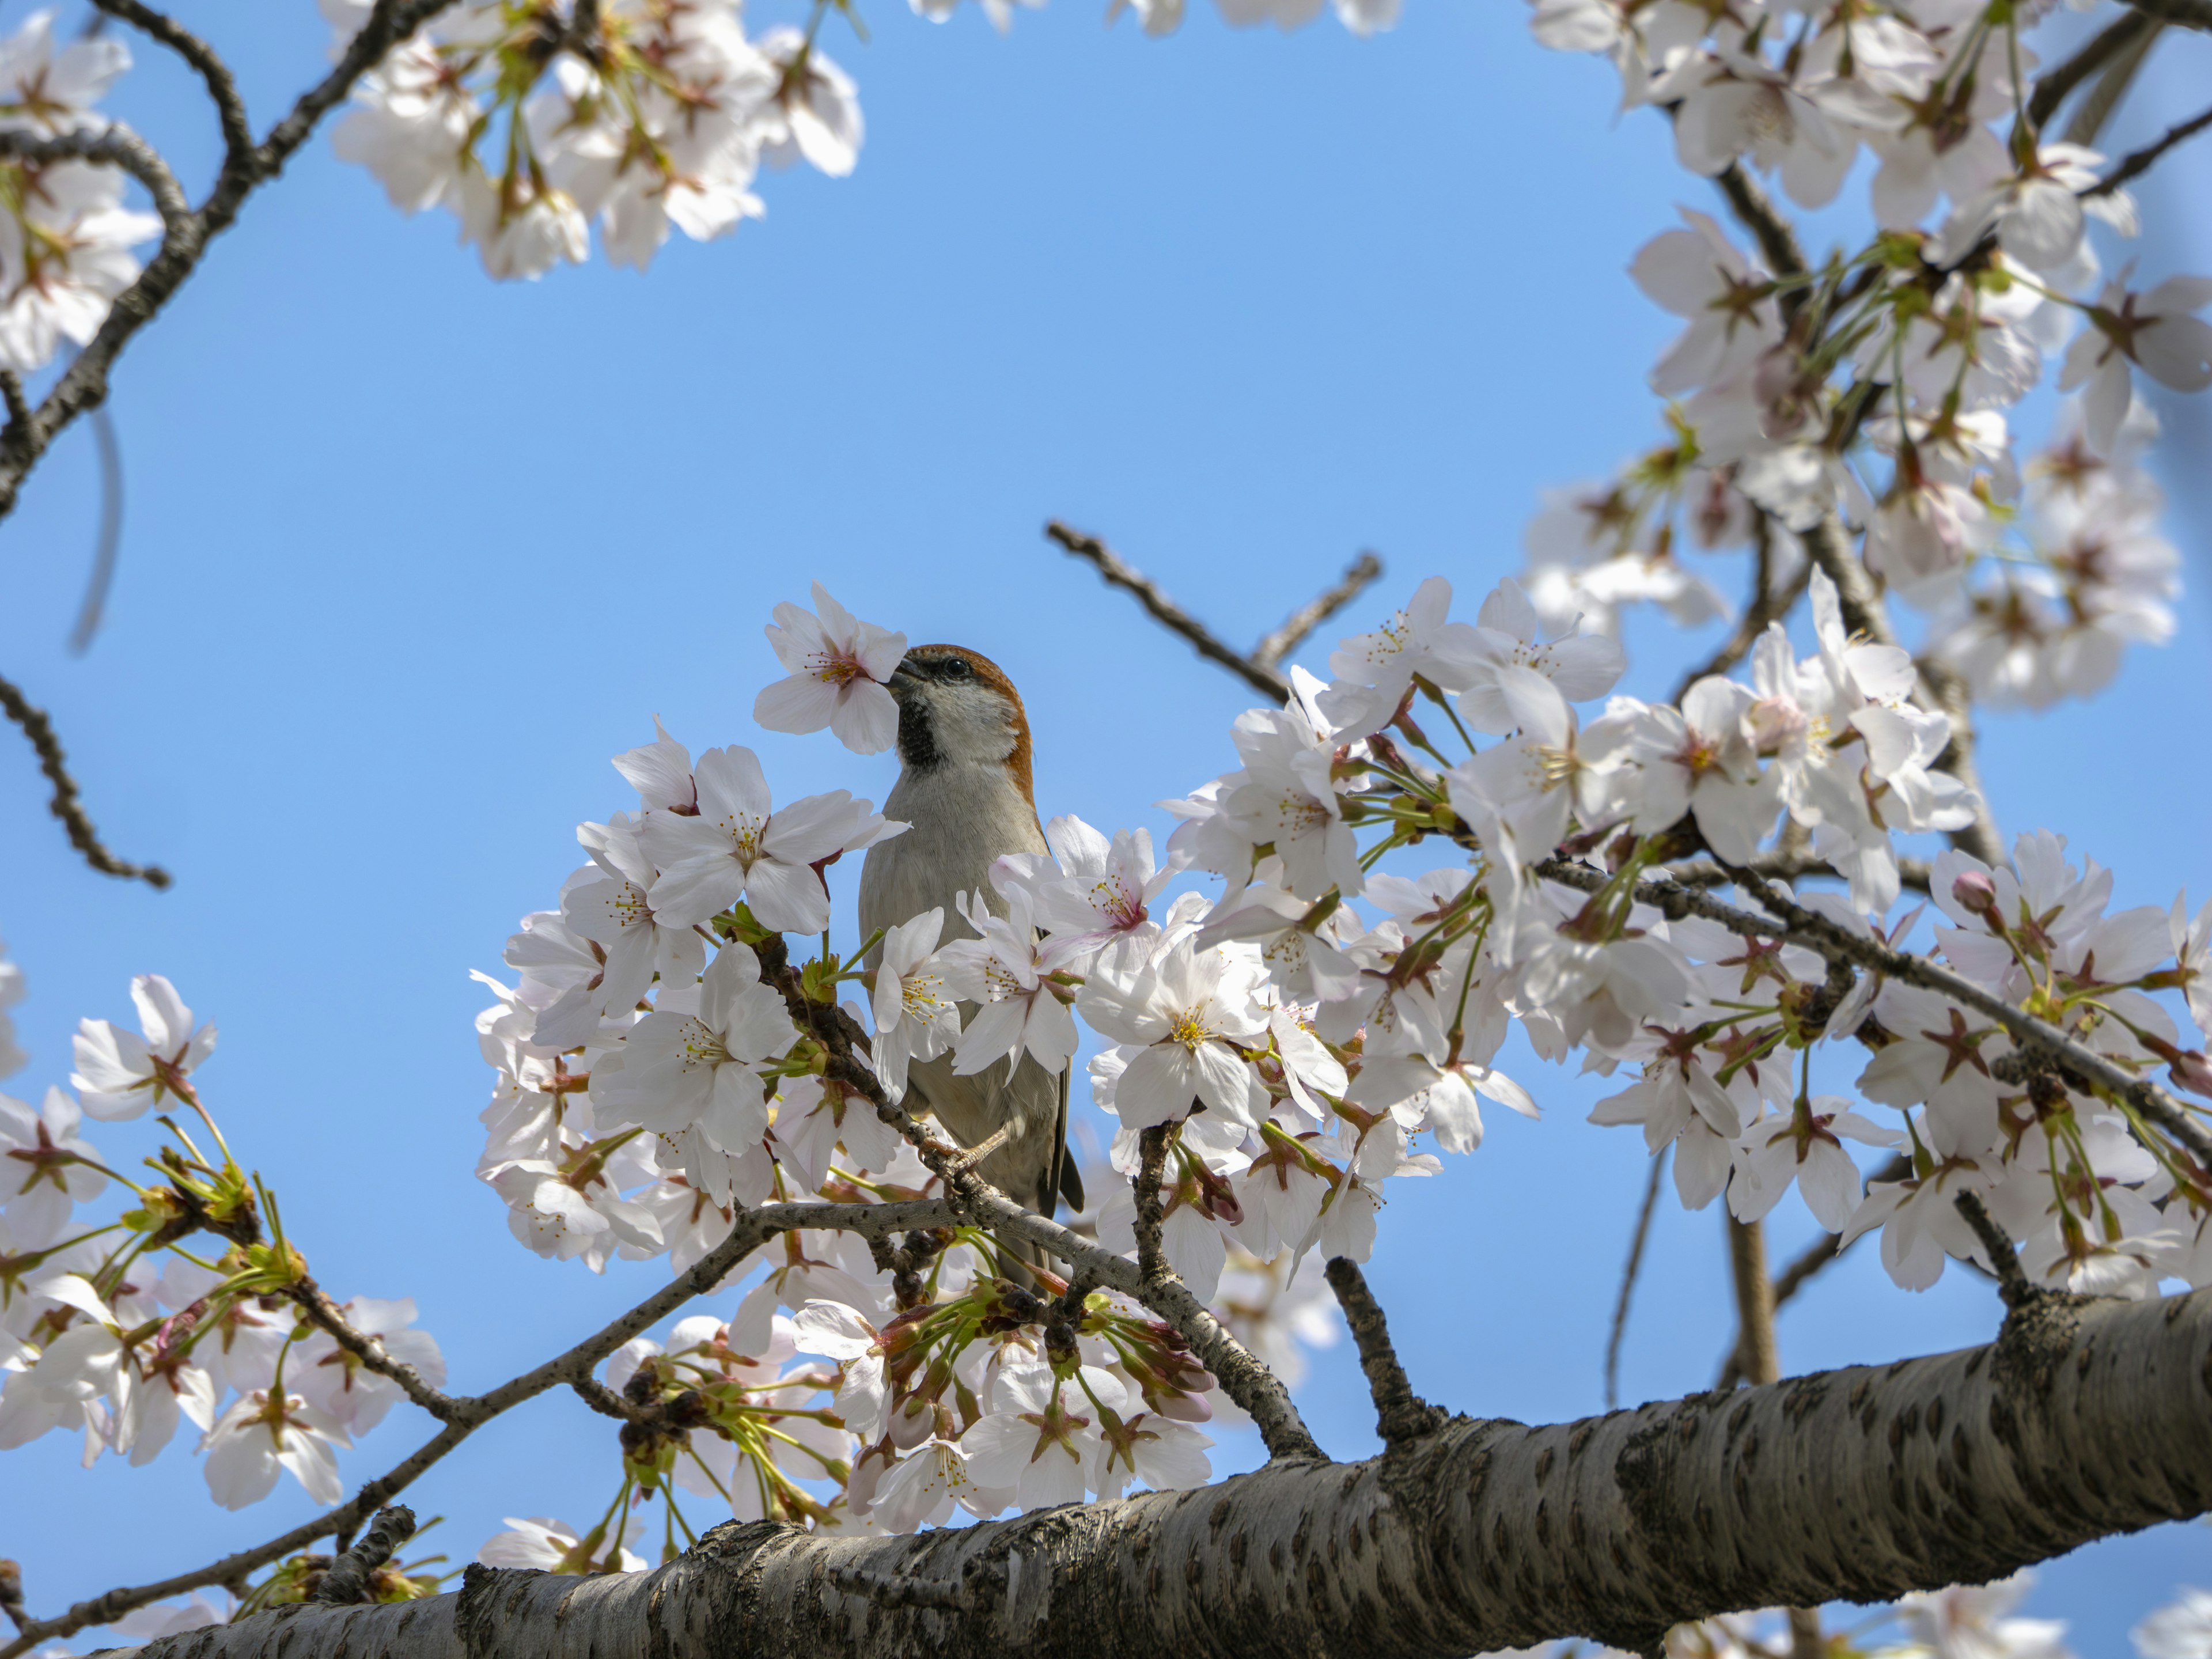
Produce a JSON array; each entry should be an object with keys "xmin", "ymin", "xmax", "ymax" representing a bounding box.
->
[
  {"xmin": 1606, "ymin": 1146, "xmax": 1668, "ymax": 1410},
  {"xmin": 88, "ymin": 0, "xmax": 253, "ymax": 175},
  {"xmin": 1657, "ymin": 852, "xmax": 1933, "ymax": 897},
  {"xmin": 1046, "ymin": 520, "xmax": 1290, "ymax": 702},
  {"xmin": 0, "ymin": 666, "xmax": 168, "ymax": 888},
  {"xmin": 2085, "ymin": 99, "xmax": 2212, "ymax": 197},
  {"xmin": 1725, "ymin": 1215, "xmax": 1779, "ymax": 1388},
  {"xmin": 285, "ymin": 1277, "xmax": 461, "ymax": 1422},
  {"xmin": 1252, "ymin": 551, "xmax": 1384, "ymax": 670},
  {"xmin": 309, "ymin": 1506, "xmax": 415, "ymax": 1606},
  {"xmin": 2118, "ymin": 0, "xmax": 2211, "ymax": 32},
  {"xmin": 103, "ymin": 1287, "xmax": 2212, "ymax": 1659},
  {"xmin": 1324, "ymin": 1256, "xmax": 1448, "ymax": 1448},
  {"xmin": 1535, "ymin": 856, "xmax": 2212, "ymax": 1171},
  {"xmin": 2027, "ymin": 9, "xmax": 2159, "ymax": 130}
]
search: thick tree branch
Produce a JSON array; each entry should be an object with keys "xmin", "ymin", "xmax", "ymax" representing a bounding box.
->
[
  {"xmin": 0, "ymin": 666, "xmax": 168, "ymax": 888},
  {"xmin": 110, "ymin": 1288, "xmax": 2212, "ymax": 1659},
  {"xmin": 1253, "ymin": 551, "xmax": 1384, "ymax": 670},
  {"xmin": 1324, "ymin": 1256, "xmax": 1448, "ymax": 1448}
]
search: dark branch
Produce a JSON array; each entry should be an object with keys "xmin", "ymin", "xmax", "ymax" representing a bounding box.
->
[
  {"xmin": 0, "ymin": 124, "xmax": 190, "ymax": 231},
  {"xmin": 1133, "ymin": 1124, "xmax": 1172, "ymax": 1285},
  {"xmin": 2028, "ymin": 9, "xmax": 2158, "ymax": 130},
  {"xmin": 309, "ymin": 1506, "xmax": 415, "ymax": 1605},
  {"xmin": 97, "ymin": 1287, "xmax": 2212, "ymax": 1659},
  {"xmin": 2085, "ymin": 99, "xmax": 2212, "ymax": 197},
  {"xmin": 1252, "ymin": 551, "xmax": 1384, "ymax": 669},
  {"xmin": 1324, "ymin": 1256, "xmax": 1448, "ymax": 1448},
  {"xmin": 88, "ymin": 0, "xmax": 253, "ymax": 174},
  {"xmin": 1606, "ymin": 1147, "xmax": 1668, "ymax": 1410},
  {"xmin": 1955, "ymin": 1191, "xmax": 2036, "ymax": 1309},
  {"xmin": 1714, "ymin": 162, "xmax": 1807, "ymax": 280},
  {"xmin": 1046, "ymin": 521, "xmax": 1289, "ymax": 702},
  {"xmin": 1669, "ymin": 516, "xmax": 1812, "ymax": 704},
  {"xmin": 2118, "ymin": 0, "xmax": 2212, "ymax": 32},
  {"xmin": 0, "ymin": 667, "xmax": 168, "ymax": 888},
  {"xmin": 283, "ymin": 1277, "xmax": 460, "ymax": 1422}
]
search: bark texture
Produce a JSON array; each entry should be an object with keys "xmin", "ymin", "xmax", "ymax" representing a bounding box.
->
[{"xmin": 114, "ymin": 1287, "xmax": 2212, "ymax": 1659}]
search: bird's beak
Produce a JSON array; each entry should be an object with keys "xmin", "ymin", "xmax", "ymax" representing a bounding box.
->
[{"xmin": 886, "ymin": 657, "xmax": 921, "ymax": 700}]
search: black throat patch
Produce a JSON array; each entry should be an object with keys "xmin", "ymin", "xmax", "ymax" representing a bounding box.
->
[{"xmin": 897, "ymin": 694, "xmax": 943, "ymax": 772}]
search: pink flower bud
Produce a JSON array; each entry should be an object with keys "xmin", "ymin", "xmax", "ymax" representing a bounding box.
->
[
  {"xmin": 2171, "ymin": 1050, "xmax": 2212, "ymax": 1098},
  {"xmin": 1951, "ymin": 870, "xmax": 1998, "ymax": 916}
]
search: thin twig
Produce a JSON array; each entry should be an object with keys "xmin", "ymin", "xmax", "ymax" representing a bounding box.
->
[
  {"xmin": 1252, "ymin": 551, "xmax": 1384, "ymax": 669},
  {"xmin": 1536, "ymin": 856, "xmax": 2212, "ymax": 1171},
  {"xmin": 1658, "ymin": 852, "xmax": 1933, "ymax": 897},
  {"xmin": 1133, "ymin": 1124, "xmax": 1172, "ymax": 1286},
  {"xmin": 0, "ymin": 668, "xmax": 168, "ymax": 888},
  {"xmin": 2085, "ymin": 99, "xmax": 2212, "ymax": 197},
  {"xmin": 1714, "ymin": 162, "xmax": 1807, "ymax": 281},
  {"xmin": 1953, "ymin": 1191, "xmax": 2036, "ymax": 1309},
  {"xmin": 0, "ymin": 124, "xmax": 191, "ymax": 231},
  {"xmin": 88, "ymin": 0, "xmax": 253, "ymax": 173},
  {"xmin": 1605, "ymin": 1147, "xmax": 1668, "ymax": 1410},
  {"xmin": 66, "ymin": 406, "xmax": 123, "ymax": 655},
  {"xmin": 284, "ymin": 1278, "xmax": 460, "ymax": 1422},
  {"xmin": 2027, "ymin": 9, "xmax": 2158, "ymax": 130},
  {"xmin": 2060, "ymin": 19, "xmax": 2162, "ymax": 147},
  {"xmin": 1324, "ymin": 1257, "xmax": 1448, "ymax": 1447},
  {"xmin": 309, "ymin": 1506, "xmax": 415, "ymax": 1605},
  {"xmin": 1046, "ymin": 521, "xmax": 1289, "ymax": 702}
]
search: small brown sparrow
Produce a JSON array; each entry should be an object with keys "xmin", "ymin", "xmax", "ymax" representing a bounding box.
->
[{"xmin": 858, "ymin": 645, "xmax": 1082, "ymax": 1238}]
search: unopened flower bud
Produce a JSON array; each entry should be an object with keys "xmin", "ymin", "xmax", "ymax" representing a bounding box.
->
[
  {"xmin": 2171, "ymin": 1050, "xmax": 2212, "ymax": 1098},
  {"xmin": 1951, "ymin": 870, "xmax": 1998, "ymax": 916}
]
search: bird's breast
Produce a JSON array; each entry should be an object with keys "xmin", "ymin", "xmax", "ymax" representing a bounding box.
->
[{"xmin": 858, "ymin": 764, "xmax": 1048, "ymax": 943}]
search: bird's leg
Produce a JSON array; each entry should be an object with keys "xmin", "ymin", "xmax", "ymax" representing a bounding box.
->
[{"xmin": 941, "ymin": 1123, "xmax": 1012, "ymax": 1177}]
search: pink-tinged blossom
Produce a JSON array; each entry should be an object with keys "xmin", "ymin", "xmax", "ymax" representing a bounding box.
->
[
  {"xmin": 643, "ymin": 745, "xmax": 899, "ymax": 932},
  {"xmin": 479, "ymin": 1516, "xmax": 647, "ymax": 1574},
  {"xmin": 1628, "ymin": 209, "xmax": 1781, "ymax": 396},
  {"xmin": 1458, "ymin": 576, "xmax": 1624, "ymax": 736},
  {"xmin": 754, "ymin": 583, "xmax": 907, "ymax": 755},
  {"xmin": 1079, "ymin": 942, "xmax": 1269, "ymax": 1131},
  {"xmin": 1728, "ymin": 1096, "xmax": 1896, "ymax": 1231},
  {"xmin": 866, "ymin": 908, "xmax": 960, "ymax": 1103},
  {"xmin": 592, "ymin": 945, "xmax": 797, "ymax": 1154},
  {"xmin": 1316, "ymin": 577, "xmax": 1484, "ymax": 736},
  {"xmin": 0, "ymin": 1085, "xmax": 103, "ymax": 1241},
  {"xmin": 70, "ymin": 975, "xmax": 215, "ymax": 1122},
  {"xmin": 938, "ymin": 888, "xmax": 1080, "ymax": 1081},
  {"xmin": 994, "ymin": 815, "xmax": 1170, "ymax": 970}
]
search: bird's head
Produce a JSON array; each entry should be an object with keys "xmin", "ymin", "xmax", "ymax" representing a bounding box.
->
[{"xmin": 887, "ymin": 644, "xmax": 1034, "ymax": 798}]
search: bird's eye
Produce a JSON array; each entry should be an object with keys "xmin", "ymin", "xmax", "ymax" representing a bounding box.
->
[{"xmin": 944, "ymin": 658, "xmax": 971, "ymax": 679}]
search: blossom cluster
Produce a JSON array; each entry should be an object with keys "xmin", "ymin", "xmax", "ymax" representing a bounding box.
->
[
  {"xmin": 320, "ymin": 0, "xmax": 861, "ymax": 280},
  {"xmin": 0, "ymin": 11, "xmax": 161, "ymax": 373},
  {"xmin": 1523, "ymin": 0, "xmax": 2205, "ymax": 711},
  {"xmin": 0, "ymin": 974, "xmax": 446, "ymax": 1517}
]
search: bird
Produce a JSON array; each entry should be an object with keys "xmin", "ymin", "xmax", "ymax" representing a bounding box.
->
[{"xmin": 857, "ymin": 644, "xmax": 1084, "ymax": 1274}]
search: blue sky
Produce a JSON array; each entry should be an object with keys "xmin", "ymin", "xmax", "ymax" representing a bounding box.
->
[{"xmin": 3, "ymin": 0, "xmax": 2211, "ymax": 1649}]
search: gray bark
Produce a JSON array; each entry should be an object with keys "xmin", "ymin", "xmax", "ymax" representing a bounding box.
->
[{"xmin": 116, "ymin": 1286, "xmax": 2212, "ymax": 1659}]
